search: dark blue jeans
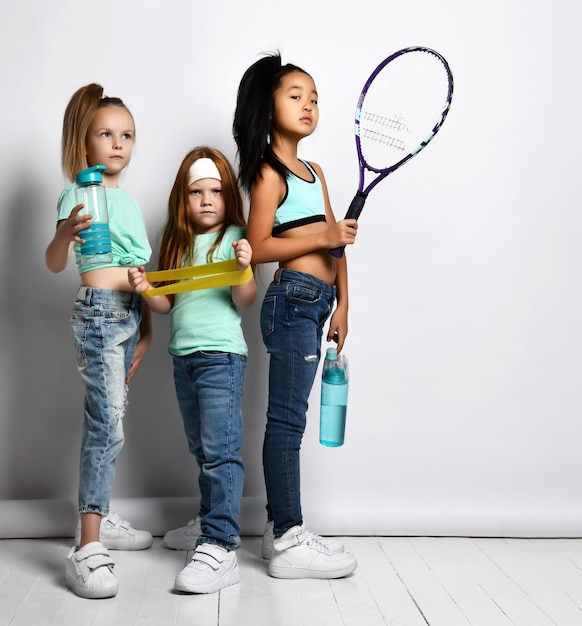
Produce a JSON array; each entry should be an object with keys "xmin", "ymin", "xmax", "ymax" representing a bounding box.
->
[
  {"xmin": 260, "ymin": 269, "xmax": 336, "ymax": 537},
  {"xmin": 172, "ymin": 351, "xmax": 246, "ymax": 550}
]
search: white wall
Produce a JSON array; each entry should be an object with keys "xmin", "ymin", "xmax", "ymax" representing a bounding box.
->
[{"xmin": 1, "ymin": 0, "xmax": 581, "ymax": 538}]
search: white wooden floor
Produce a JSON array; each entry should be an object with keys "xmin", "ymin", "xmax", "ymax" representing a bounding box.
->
[{"xmin": 2, "ymin": 536, "xmax": 582, "ymax": 625}]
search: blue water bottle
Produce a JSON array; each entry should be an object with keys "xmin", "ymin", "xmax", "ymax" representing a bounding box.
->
[
  {"xmin": 75, "ymin": 165, "xmax": 113, "ymax": 266},
  {"xmin": 319, "ymin": 347, "xmax": 349, "ymax": 447}
]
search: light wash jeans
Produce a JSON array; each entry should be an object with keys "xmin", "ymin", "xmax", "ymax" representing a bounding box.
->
[
  {"xmin": 71, "ymin": 286, "xmax": 142, "ymax": 515},
  {"xmin": 172, "ymin": 350, "xmax": 246, "ymax": 550},
  {"xmin": 260, "ymin": 269, "xmax": 336, "ymax": 537}
]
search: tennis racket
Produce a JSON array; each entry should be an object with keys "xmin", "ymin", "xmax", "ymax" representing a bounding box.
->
[{"xmin": 330, "ymin": 46, "xmax": 454, "ymax": 258}]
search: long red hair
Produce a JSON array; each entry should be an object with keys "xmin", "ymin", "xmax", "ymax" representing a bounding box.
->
[{"xmin": 157, "ymin": 147, "xmax": 246, "ymax": 277}]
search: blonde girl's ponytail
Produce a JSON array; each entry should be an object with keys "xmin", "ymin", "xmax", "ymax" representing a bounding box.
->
[{"xmin": 61, "ymin": 83, "xmax": 104, "ymax": 182}]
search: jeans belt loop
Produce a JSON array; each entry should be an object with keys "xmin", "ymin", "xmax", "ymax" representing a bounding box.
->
[{"xmin": 77, "ymin": 285, "xmax": 90, "ymax": 304}]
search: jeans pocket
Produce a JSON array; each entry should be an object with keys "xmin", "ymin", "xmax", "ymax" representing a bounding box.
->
[
  {"xmin": 260, "ymin": 295, "xmax": 276, "ymax": 339},
  {"xmin": 71, "ymin": 311, "xmax": 89, "ymax": 367},
  {"xmin": 289, "ymin": 284, "xmax": 319, "ymax": 304},
  {"xmin": 102, "ymin": 305, "xmax": 132, "ymax": 323}
]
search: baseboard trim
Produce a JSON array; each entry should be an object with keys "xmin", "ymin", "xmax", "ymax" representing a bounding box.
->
[{"xmin": 1, "ymin": 497, "xmax": 582, "ymax": 539}]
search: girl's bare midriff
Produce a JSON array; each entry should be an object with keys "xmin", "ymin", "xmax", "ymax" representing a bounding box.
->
[
  {"xmin": 276, "ymin": 221, "xmax": 337, "ymax": 286},
  {"xmin": 81, "ymin": 266, "xmax": 134, "ymax": 292}
]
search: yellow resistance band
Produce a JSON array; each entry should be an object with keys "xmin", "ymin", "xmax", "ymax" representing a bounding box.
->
[{"xmin": 143, "ymin": 260, "xmax": 253, "ymax": 297}]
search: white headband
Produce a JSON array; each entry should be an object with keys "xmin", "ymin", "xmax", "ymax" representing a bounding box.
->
[{"xmin": 188, "ymin": 158, "xmax": 221, "ymax": 185}]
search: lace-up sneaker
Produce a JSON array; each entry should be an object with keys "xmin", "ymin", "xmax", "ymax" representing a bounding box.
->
[
  {"xmin": 174, "ymin": 543, "xmax": 240, "ymax": 594},
  {"xmin": 261, "ymin": 520, "xmax": 344, "ymax": 560},
  {"xmin": 269, "ymin": 524, "xmax": 357, "ymax": 579},
  {"xmin": 74, "ymin": 512, "xmax": 153, "ymax": 551},
  {"xmin": 65, "ymin": 541, "xmax": 118, "ymax": 599},
  {"xmin": 163, "ymin": 517, "xmax": 242, "ymax": 550}
]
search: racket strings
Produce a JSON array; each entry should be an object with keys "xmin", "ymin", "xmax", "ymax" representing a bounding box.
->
[
  {"xmin": 358, "ymin": 50, "xmax": 451, "ymax": 170},
  {"xmin": 361, "ymin": 113, "xmax": 408, "ymax": 152}
]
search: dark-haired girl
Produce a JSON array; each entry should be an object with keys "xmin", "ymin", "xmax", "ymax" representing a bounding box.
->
[{"xmin": 233, "ymin": 53, "xmax": 358, "ymax": 579}]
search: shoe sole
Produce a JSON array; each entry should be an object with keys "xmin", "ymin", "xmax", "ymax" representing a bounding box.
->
[
  {"xmin": 66, "ymin": 573, "xmax": 118, "ymax": 599},
  {"xmin": 74, "ymin": 535, "xmax": 154, "ymax": 551},
  {"xmin": 104, "ymin": 537, "xmax": 153, "ymax": 551},
  {"xmin": 268, "ymin": 561, "xmax": 357, "ymax": 579},
  {"xmin": 174, "ymin": 569, "xmax": 241, "ymax": 594}
]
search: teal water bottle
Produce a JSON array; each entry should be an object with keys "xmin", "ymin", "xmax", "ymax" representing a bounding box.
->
[
  {"xmin": 75, "ymin": 165, "xmax": 113, "ymax": 266},
  {"xmin": 319, "ymin": 347, "xmax": 349, "ymax": 447}
]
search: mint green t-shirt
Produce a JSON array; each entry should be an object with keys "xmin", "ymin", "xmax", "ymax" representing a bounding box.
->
[
  {"xmin": 57, "ymin": 184, "xmax": 151, "ymax": 274},
  {"xmin": 168, "ymin": 225, "xmax": 248, "ymax": 357}
]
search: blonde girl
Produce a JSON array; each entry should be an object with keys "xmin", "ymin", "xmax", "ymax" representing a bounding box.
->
[{"xmin": 46, "ymin": 83, "xmax": 153, "ymax": 599}]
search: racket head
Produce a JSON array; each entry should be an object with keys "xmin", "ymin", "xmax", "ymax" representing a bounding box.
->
[{"xmin": 355, "ymin": 46, "xmax": 454, "ymax": 193}]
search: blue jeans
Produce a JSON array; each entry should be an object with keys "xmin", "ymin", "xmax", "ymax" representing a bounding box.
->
[
  {"xmin": 172, "ymin": 351, "xmax": 246, "ymax": 550},
  {"xmin": 260, "ymin": 269, "xmax": 336, "ymax": 537},
  {"xmin": 71, "ymin": 287, "xmax": 143, "ymax": 515}
]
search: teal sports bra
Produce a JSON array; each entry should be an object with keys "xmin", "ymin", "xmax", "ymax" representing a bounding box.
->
[{"xmin": 272, "ymin": 160, "xmax": 327, "ymax": 235}]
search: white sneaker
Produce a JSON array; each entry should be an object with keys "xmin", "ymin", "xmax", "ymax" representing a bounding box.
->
[
  {"xmin": 163, "ymin": 517, "xmax": 242, "ymax": 551},
  {"xmin": 174, "ymin": 543, "xmax": 240, "ymax": 594},
  {"xmin": 74, "ymin": 512, "xmax": 153, "ymax": 551},
  {"xmin": 261, "ymin": 520, "xmax": 344, "ymax": 560},
  {"xmin": 269, "ymin": 524, "xmax": 357, "ymax": 579},
  {"xmin": 65, "ymin": 541, "xmax": 118, "ymax": 599}
]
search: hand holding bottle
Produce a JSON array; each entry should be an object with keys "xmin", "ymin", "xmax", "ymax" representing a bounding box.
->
[{"xmin": 75, "ymin": 165, "xmax": 113, "ymax": 266}]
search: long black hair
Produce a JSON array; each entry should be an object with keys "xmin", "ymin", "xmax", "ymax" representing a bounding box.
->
[{"xmin": 233, "ymin": 52, "xmax": 310, "ymax": 195}]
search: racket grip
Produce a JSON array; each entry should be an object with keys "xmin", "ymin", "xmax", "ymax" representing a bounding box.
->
[
  {"xmin": 329, "ymin": 192, "xmax": 367, "ymax": 258},
  {"xmin": 329, "ymin": 246, "xmax": 345, "ymax": 258},
  {"xmin": 344, "ymin": 191, "xmax": 368, "ymax": 221}
]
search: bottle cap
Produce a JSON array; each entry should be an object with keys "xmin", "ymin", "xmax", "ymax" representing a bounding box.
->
[
  {"xmin": 326, "ymin": 347, "xmax": 338, "ymax": 361},
  {"xmin": 75, "ymin": 164, "xmax": 106, "ymax": 185}
]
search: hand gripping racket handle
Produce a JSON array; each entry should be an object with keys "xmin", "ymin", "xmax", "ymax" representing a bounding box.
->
[{"xmin": 329, "ymin": 191, "xmax": 367, "ymax": 258}]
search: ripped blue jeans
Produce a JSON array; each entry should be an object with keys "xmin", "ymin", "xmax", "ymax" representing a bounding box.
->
[
  {"xmin": 71, "ymin": 287, "xmax": 142, "ymax": 515},
  {"xmin": 260, "ymin": 269, "xmax": 336, "ymax": 537}
]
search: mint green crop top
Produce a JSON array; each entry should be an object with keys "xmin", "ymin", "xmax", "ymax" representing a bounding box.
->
[
  {"xmin": 57, "ymin": 184, "xmax": 151, "ymax": 274},
  {"xmin": 272, "ymin": 160, "xmax": 327, "ymax": 235},
  {"xmin": 169, "ymin": 226, "xmax": 248, "ymax": 357}
]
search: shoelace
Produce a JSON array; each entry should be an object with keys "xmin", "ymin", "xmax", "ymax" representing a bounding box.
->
[{"xmin": 303, "ymin": 530, "xmax": 332, "ymax": 553}]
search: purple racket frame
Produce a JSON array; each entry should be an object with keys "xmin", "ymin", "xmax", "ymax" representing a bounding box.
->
[{"xmin": 329, "ymin": 46, "xmax": 454, "ymax": 258}]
